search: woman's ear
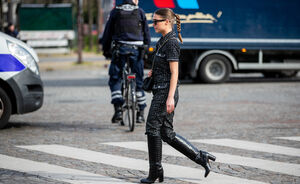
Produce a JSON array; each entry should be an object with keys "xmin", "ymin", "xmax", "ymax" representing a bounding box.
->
[{"xmin": 165, "ymin": 19, "xmax": 170, "ymax": 25}]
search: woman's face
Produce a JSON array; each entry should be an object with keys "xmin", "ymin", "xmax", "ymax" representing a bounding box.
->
[
  {"xmin": 132, "ymin": 0, "xmax": 138, "ymax": 5},
  {"xmin": 153, "ymin": 14, "xmax": 169, "ymax": 34}
]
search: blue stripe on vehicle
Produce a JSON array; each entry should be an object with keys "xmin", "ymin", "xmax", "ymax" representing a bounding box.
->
[
  {"xmin": 176, "ymin": 0, "xmax": 199, "ymax": 9},
  {"xmin": 0, "ymin": 54, "xmax": 25, "ymax": 72}
]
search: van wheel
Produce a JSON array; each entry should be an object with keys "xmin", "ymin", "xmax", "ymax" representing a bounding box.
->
[
  {"xmin": 198, "ymin": 54, "xmax": 231, "ymax": 83},
  {"xmin": 0, "ymin": 88, "xmax": 12, "ymax": 129}
]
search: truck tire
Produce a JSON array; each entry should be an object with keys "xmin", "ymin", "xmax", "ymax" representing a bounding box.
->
[
  {"xmin": 0, "ymin": 88, "xmax": 12, "ymax": 129},
  {"xmin": 198, "ymin": 54, "xmax": 232, "ymax": 83}
]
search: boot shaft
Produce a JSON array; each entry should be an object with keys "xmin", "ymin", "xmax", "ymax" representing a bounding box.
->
[
  {"xmin": 168, "ymin": 133, "xmax": 199, "ymax": 161},
  {"xmin": 147, "ymin": 135, "xmax": 162, "ymax": 165},
  {"xmin": 141, "ymin": 135, "xmax": 164, "ymax": 183}
]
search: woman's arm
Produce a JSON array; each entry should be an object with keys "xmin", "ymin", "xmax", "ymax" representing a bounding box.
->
[{"xmin": 166, "ymin": 61, "xmax": 178, "ymax": 114}]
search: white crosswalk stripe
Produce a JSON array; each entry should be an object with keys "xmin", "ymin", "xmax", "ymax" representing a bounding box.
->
[
  {"xmin": 191, "ymin": 138, "xmax": 300, "ymax": 157},
  {"xmin": 0, "ymin": 154, "xmax": 134, "ymax": 184},
  {"xmin": 275, "ymin": 136, "xmax": 300, "ymax": 142},
  {"xmin": 102, "ymin": 141, "xmax": 300, "ymax": 177},
  {"xmin": 3, "ymin": 137, "xmax": 298, "ymax": 183},
  {"xmin": 17, "ymin": 144, "xmax": 267, "ymax": 184}
]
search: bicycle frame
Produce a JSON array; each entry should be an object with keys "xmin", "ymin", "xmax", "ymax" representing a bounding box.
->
[{"xmin": 120, "ymin": 54, "xmax": 137, "ymax": 131}]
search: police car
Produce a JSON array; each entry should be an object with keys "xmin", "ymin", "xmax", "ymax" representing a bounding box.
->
[{"xmin": 0, "ymin": 32, "xmax": 43, "ymax": 129}]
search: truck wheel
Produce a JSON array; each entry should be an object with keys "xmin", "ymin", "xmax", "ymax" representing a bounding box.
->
[
  {"xmin": 198, "ymin": 54, "xmax": 232, "ymax": 83},
  {"xmin": 0, "ymin": 88, "xmax": 12, "ymax": 129}
]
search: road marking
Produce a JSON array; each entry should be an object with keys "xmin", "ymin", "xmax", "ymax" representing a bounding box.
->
[
  {"xmin": 103, "ymin": 141, "xmax": 300, "ymax": 177},
  {"xmin": 18, "ymin": 144, "xmax": 266, "ymax": 184},
  {"xmin": 275, "ymin": 136, "xmax": 300, "ymax": 142},
  {"xmin": 190, "ymin": 139, "xmax": 300, "ymax": 157},
  {"xmin": 0, "ymin": 154, "xmax": 133, "ymax": 184}
]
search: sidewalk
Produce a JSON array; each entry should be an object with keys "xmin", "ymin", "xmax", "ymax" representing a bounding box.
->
[{"xmin": 38, "ymin": 52, "xmax": 110, "ymax": 71}]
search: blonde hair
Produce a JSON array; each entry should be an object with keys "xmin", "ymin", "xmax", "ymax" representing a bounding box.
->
[{"xmin": 154, "ymin": 8, "xmax": 183, "ymax": 43}]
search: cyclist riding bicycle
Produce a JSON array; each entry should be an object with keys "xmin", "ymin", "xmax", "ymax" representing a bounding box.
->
[{"xmin": 100, "ymin": 0, "xmax": 150, "ymax": 124}]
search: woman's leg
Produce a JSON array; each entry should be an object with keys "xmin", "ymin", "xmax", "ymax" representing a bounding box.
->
[
  {"xmin": 163, "ymin": 132, "xmax": 216, "ymax": 177},
  {"xmin": 140, "ymin": 134, "xmax": 163, "ymax": 183},
  {"xmin": 141, "ymin": 93, "xmax": 165, "ymax": 183},
  {"xmin": 160, "ymin": 89, "xmax": 216, "ymax": 177}
]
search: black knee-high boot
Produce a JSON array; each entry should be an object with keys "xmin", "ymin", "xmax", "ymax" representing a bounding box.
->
[
  {"xmin": 168, "ymin": 133, "xmax": 216, "ymax": 177},
  {"xmin": 140, "ymin": 135, "xmax": 164, "ymax": 183}
]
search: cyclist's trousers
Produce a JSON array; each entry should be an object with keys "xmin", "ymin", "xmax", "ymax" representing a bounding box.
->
[
  {"xmin": 145, "ymin": 87, "xmax": 179, "ymax": 143},
  {"xmin": 108, "ymin": 44, "xmax": 146, "ymax": 110}
]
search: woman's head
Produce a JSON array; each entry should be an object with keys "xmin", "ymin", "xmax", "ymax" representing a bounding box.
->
[
  {"xmin": 153, "ymin": 8, "xmax": 183, "ymax": 43},
  {"xmin": 132, "ymin": 0, "xmax": 138, "ymax": 5}
]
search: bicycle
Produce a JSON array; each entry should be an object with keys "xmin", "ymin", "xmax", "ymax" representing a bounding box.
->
[{"xmin": 120, "ymin": 51, "xmax": 137, "ymax": 132}]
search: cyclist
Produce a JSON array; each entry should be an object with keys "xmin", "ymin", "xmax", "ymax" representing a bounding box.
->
[{"xmin": 100, "ymin": 0, "xmax": 150, "ymax": 124}]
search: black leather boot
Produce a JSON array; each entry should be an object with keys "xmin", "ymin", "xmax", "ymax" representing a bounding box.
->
[
  {"xmin": 136, "ymin": 110, "xmax": 145, "ymax": 123},
  {"xmin": 141, "ymin": 135, "xmax": 164, "ymax": 183},
  {"xmin": 168, "ymin": 133, "xmax": 216, "ymax": 177},
  {"xmin": 111, "ymin": 104, "xmax": 123, "ymax": 124}
]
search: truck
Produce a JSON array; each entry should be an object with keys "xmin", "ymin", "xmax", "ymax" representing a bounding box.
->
[
  {"xmin": 136, "ymin": 0, "xmax": 300, "ymax": 83},
  {"xmin": 0, "ymin": 32, "xmax": 43, "ymax": 128}
]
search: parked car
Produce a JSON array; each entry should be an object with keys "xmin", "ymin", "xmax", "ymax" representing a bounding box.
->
[{"xmin": 0, "ymin": 32, "xmax": 43, "ymax": 128}]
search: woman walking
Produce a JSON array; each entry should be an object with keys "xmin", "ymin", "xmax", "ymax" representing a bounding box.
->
[{"xmin": 141, "ymin": 8, "xmax": 216, "ymax": 183}]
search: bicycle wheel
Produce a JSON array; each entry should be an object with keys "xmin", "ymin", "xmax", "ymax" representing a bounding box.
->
[{"xmin": 124, "ymin": 80, "xmax": 136, "ymax": 132}]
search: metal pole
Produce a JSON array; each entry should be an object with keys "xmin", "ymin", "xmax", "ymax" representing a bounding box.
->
[
  {"xmin": 0, "ymin": 0, "xmax": 3, "ymax": 32},
  {"xmin": 77, "ymin": 0, "xmax": 83, "ymax": 64},
  {"xmin": 259, "ymin": 49, "xmax": 263, "ymax": 65}
]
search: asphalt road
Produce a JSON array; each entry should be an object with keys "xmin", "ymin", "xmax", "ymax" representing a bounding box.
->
[{"xmin": 0, "ymin": 65, "xmax": 300, "ymax": 184}]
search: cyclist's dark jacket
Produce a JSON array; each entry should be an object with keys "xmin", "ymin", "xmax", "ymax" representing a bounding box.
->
[
  {"xmin": 100, "ymin": 0, "xmax": 150, "ymax": 54},
  {"xmin": 146, "ymin": 30, "xmax": 181, "ymax": 141}
]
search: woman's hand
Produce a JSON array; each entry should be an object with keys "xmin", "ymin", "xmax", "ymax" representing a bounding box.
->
[
  {"xmin": 166, "ymin": 96, "xmax": 175, "ymax": 114},
  {"xmin": 148, "ymin": 70, "xmax": 152, "ymax": 77}
]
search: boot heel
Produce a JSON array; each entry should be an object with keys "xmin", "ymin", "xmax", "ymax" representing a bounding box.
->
[
  {"xmin": 158, "ymin": 173, "xmax": 164, "ymax": 182},
  {"xmin": 158, "ymin": 168, "xmax": 164, "ymax": 182},
  {"xmin": 208, "ymin": 154, "xmax": 216, "ymax": 161}
]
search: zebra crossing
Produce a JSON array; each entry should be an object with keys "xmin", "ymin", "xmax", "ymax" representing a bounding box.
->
[
  {"xmin": 190, "ymin": 138, "xmax": 300, "ymax": 157},
  {"xmin": 0, "ymin": 154, "xmax": 134, "ymax": 184},
  {"xmin": 0, "ymin": 136, "xmax": 299, "ymax": 184},
  {"xmin": 103, "ymin": 141, "xmax": 300, "ymax": 177},
  {"xmin": 275, "ymin": 136, "xmax": 300, "ymax": 142},
  {"xmin": 16, "ymin": 144, "xmax": 266, "ymax": 184}
]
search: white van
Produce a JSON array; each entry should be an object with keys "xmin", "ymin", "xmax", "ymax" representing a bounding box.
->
[{"xmin": 0, "ymin": 32, "xmax": 43, "ymax": 128}]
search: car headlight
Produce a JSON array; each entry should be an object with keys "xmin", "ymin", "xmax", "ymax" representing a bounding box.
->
[{"xmin": 7, "ymin": 41, "xmax": 39, "ymax": 75}]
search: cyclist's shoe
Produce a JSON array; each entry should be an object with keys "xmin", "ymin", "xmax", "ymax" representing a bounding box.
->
[
  {"xmin": 136, "ymin": 110, "xmax": 145, "ymax": 123},
  {"xmin": 112, "ymin": 104, "xmax": 123, "ymax": 123}
]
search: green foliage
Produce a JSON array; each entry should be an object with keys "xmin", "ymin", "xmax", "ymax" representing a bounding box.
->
[{"xmin": 83, "ymin": 35, "xmax": 99, "ymax": 52}]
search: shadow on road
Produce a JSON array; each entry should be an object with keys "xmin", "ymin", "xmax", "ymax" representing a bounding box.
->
[
  {"xmin": 42, "ymin": 76, "xmax": 300, "ymax": 87},
  {"xmin": 2, "ymin": 121, "xmax": 113, "ymax": 132},
  {"xmin": 43, "ymin": 78, "xmax": 108, "ymax": 87},
  {"xmin": 180, "ymin": 76, "xmax": 300, "ymax": 85}
]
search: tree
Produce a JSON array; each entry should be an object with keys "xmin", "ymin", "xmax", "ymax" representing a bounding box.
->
[
  {"xmin": 77, "ymin": 0, "xmax": 83, "ymax": 64},
  {"xmin": 88, "ymin": 0, "xmax": 93, "ymax": 50},
  {"xmin": 97, "ymin": 0, "xmax": 103, "ymax": 53}
]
